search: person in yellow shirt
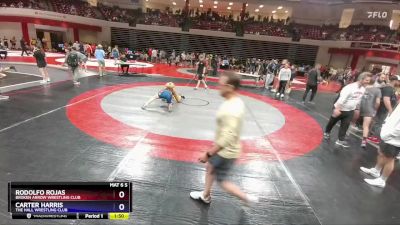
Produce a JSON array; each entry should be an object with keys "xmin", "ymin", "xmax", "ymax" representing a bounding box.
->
[{"xmin": 190, "ymin": 73, "xmax": 258, "ymax": 204}]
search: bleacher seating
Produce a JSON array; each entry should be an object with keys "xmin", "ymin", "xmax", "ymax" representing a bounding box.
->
[{"xmin": 1, "ymin": 0, "xmax": 398, "ymax": 44}]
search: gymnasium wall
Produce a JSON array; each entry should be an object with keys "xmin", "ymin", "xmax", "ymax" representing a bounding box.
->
[
  {"xmin": 111, "ymin": 26, "xmax": 319, "ymax": 65},
  {"xmin": 79, "ymin": 30, "xmax": 98, "ymax": 44},
  {"xmin": 0, "ymin": 22, "xmax": 23, "ymax": 47},
  {"xmin": 329, "ymin": 53, "xmax": 352, "ymax": 69}
]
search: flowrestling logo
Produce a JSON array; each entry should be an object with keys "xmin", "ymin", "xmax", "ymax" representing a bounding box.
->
[{"xmin": 367, "ymin": 11, "xmax": 388, "ymax": 19}]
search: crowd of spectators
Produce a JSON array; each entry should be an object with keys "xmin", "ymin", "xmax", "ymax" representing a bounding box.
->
[
  {"xmin": 1, "ymin": 0, "xmax": 399, "ymax": 44},
  {"xmin": 50, "ymin": 0, "xmax": 98, "ymax": 19},
  {"xmin": 0, "ymin": 0, "xmax": 44, "ymax": 9}
]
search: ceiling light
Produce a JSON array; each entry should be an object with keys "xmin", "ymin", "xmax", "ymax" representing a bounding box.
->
[
  {"xmin": 246, "ymin": 3, "xmax": 248, "ymax": 6},
  {"xmin": 272, "ymin": 10, "xmax": 276, "ymax": 13},
  {"xmin": 229, "ymin": 2, "xmax": 233, "ymax": 5},
  {"xmin": 227, "ymin": 6, "xmax": 231, "ymax": 9},
  {"xmin": 199, "ymin": 0, "xmax": 203, "ymax": 2},
  {"xmin": 200, "ymin": 4, "xmax": 203, "ymax": 7},
  {"xmin": 259, "ymin": 5, "xmax": 264, "ymax": 8},
  {"xmin": 213, "ymin": 5, "xmax": 217, "ymax": 8},
  {"xmin": 277, "ymin": 6, "xmax": 283, "ymax": 9},
  {"xmin": 285, "ymin": 10, "xmax": 288, "ymax": 13},
  {"xmin": 214, "ymin": 1, "xmax": 218, "ymax": 4},
  {"xmin": 255, "ymin": 9, "xmax": 259, "ymax": 12},
  {"xmin": 172, "ymin": 1, "xmax": 176, "ymax": 5}
]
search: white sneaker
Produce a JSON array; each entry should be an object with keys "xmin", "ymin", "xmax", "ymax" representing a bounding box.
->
[
  {"xmin": 46, "ymin": 78, "xmax": 51, "ymax": 83},
  {"xmin": 40, "ymin": 80, "xmax": 47, "ymax": 84},
  {"xmin": 280, "ymin": 94, "xmax": 284, "ymax": 98},
  {"xmin": 364, "ymin": 177, "xmax": 385, "ymax": 188},
  {"xmin": 246, "ymin": 194, "xmax": 259, "ymax": 204},
  {"xmin": 73, "ymin": 81, "xmax": 80, "ymax": 86},
  {"xmin": 335, "ymin": 140, "xmax": 350, "ymax": 148},
  {"xmin": 0, "ymin": 95, "xmax": 9, "ymax": 100},
  {"xmin": 360, "ymin": 167, "xmax": 380, "ymax": 178},
  {"xmin": 189, "ymin": 191, "xmax": 211, "ymax": 204}
]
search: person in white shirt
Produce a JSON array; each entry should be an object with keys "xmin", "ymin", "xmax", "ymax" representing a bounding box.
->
[
  {"xmin": 190, "ymin": 73, "xmax": 257, "ymax": 204},
  {"xmin": 360, "ymin": 102, "xmax": 400, "ymax": 188},
  {"xmin": 275, "ymin": 63, "xmax": 291, "ymax": 99},
  {"xmin": 151, "ymin": 49, "xmax": 157, "ymax": 63},
  {"xmin": 324, "ymin": 72, "xmax": 372, "ymax": 148}
]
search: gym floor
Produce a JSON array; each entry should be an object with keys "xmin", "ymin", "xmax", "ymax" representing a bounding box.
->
[{"xmin": 0, "ymin": 54, "xmax": 399, "ymax": 225}]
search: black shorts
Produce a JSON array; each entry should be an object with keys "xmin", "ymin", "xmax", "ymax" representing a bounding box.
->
[
  {"xmin": 197, "ymin": 74, "xmax": 204, "ymax": 80},
  {"xmin": 380, "ymin": 141, "xmax": 400, "ymax": 158},
  {"xmin": 208, "ymin": 154, "xmax": 236, "ymax": 182}
]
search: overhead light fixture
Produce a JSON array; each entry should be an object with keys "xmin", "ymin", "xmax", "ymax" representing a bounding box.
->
[
  {"xmin": 277, "ymin": 6, "xmax": 283, "ymax": 9},
  {"xmin": 199, "ymin": 0, "xmax": 203, "ymax": 2},
  {"xmin": 214, "ymin": 1, "xmax": 218, "ymax": 4},
  {"xmin": 285, "ymin": 10, "xmax": 288, "ymax": 13},
  {"xmin": 255, "ymin": 9, "xmax": 259, "ymax": 12},
  {"xmin": 229, "ymin": 2, "xmax": 233, "ymax": 5},
  {"xmin": 172, "ymin": 1, "xmax": 176, "ymax": 5},
  {"xmin": 246, "ymin": 3, "xmax": 248, "ymax": 6},
  {"xmin": 200, "ymin": 4, "xmax": 203, "ymax": 7},
  {"xmin": 272, "ymin": 10, "xmax": 276, "ymax": 13},
  {"xmin": 213, "ymin": 5, "xmax": 217, "ymax": 8},
  {"xmin": 227, "ymin": 6, "xmax": 231, "ymax": 9},
  {"xmin": 259, "ymin": 5, "xmax": 264, "ymax": 8}
]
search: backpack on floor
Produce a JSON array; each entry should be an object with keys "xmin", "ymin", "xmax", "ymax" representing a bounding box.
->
[{"xmin": 67, "ymin": 52, "xmax": 79, "ymax": 68}]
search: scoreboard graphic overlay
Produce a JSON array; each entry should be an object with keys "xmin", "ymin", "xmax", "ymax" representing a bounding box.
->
[{"xmin": 8, "ymin": 182, "xmax": 132, "ymax": 220}]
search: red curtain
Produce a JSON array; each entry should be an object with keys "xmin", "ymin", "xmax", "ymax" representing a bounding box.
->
[
  {"xmin": 73, "ymin": 28, "xmax": 79, "ymax": 42},
  {"xmin": 21, "ymin": 22, "xmax": 29, "ymax": 42}
]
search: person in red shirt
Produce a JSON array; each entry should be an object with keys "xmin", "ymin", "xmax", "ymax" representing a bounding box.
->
[
  {"xmin": 91, "ymin": 43, "xmax": 96, "ymax": 57},
  {"xmin": 85, "ymin": 43, "xmax": 93, "ymax": 60}
]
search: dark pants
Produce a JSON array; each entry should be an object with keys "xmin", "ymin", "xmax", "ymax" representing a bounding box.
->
[
  {"xmin": 0, "ymin": 51, "xmax": 7, "ymax": 59},
  {"xmin": 21, "ymin": 48, "xmax": 29, "ymax": 56},
  {"xmin": 302, "ymin": 84, "xmax": 318, "ymax": 102},
  {"xmin": 278, "ymin": 80, "xmax": 288, "ymax": 95},
  {"xmin": 121, "ymin": 65, "xmax": 129, "ymax": 74},
  {"xmin": 325, "ymin": 110, "xmax": 354, "ymax": 141},
  {"xmin": 372, "ymin": 111, "xmax": 387, "ymax": 138}
]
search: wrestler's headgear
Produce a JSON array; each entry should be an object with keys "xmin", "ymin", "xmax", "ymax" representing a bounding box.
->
[{"xmin": 165, "ymin": 82, "xmax": 175, "ymax": 89}]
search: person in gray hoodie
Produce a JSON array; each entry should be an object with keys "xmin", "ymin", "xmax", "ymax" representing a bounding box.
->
[{"xmin": 360, "ymin": 99, "xmax": 400, "ymax": 188}]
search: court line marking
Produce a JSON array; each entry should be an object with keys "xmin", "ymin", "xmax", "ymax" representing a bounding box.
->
[
  {"xmin": 0, "ymin": 80, "xmax": 41, "ymax": 90},
  {"xmin": 244, "ymin": 101, "xmax": 323, "ymax": 225},
  {"xmin": 6, "ymin": 71, "xmax": 43, "ymax": 78},
  {"xmin": 0, "ymin": 86, "xmax": 121, "ymax": 134}
]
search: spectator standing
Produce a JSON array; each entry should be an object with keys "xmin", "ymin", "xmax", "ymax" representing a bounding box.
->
[
  {"xmin": 20, "ymin": 38, "xmax": 29, "ymax": 56},
  {"xmin": 94, "ymin": 45, "xmax": 106, "ymax": 77},
  {"xmin": 3, "ymin": 36, "xmax": 8, "ymax": 49},
  {"xmin": 324, "ymin": 72, "xmax": 372, "ymax": 148},
  {"xmin": 302, "ymin": 65, "xmax": 323, "ymax": 104},
  {"xmin": 275, "ymin": 63, "xmax": 291, "ymax": 99},
  {"xmin": 10, "ymin": 36, "xmax": 16, "ymax": 50},
  {"xmin": 66, "ymin": 47, "xmax": 82, "ymax": 86},
  {"xmin": 369, "ymin": 76, "xmax": 399, "ymax": 144},
  {"xmin": 151, "ymin": 48, "xmax": 157, "ymax": 63},
  {"xmin": 360, "ymin": 103, "xmax": 400, "ymax": 188},
  {"xmin": 33, "ymin": 47, "xmax": 50, "ymax": 84},
  {"xmin": 359, "ymin": 79, "xmax": 382, "ymax": 147},
  {"xmin": 112, "ymin": 46, "xmax": 120, "ymax": 65}
]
